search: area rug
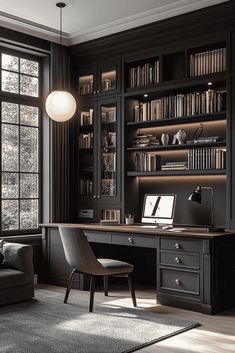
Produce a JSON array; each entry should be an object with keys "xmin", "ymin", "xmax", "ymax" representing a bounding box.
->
[{"xmin": 0, "ymin": 288, "xmax": 200, "ymax": 353}]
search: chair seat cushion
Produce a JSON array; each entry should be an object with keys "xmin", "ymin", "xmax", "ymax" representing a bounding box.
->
[
  {"xmin": 0, "ymin": 269, "xmax": 31, "ymax": 289},
  {"xmin": 98, "ymin": 258, "xmax": 133, "ymax": 275}
]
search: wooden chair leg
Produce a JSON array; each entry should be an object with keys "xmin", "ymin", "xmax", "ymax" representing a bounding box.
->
[
  {"xmin": 127, "ymin": 274, "xmax": 137, "ymax": 307},
  {"xmin": 89, "ymin": 276, "xmax": 96, "ymax": 312},
  {"xmin": 64, "ymin": 268, "xmax": 77, "ymax": 303},
  {"xmin": 103, "ymin": 275, "xmax": 108, "ymax": 296}
]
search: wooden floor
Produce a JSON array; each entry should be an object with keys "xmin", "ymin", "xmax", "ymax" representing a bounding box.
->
[{"xmin": 39, "ymin": 284, "xmax": 235, "ymax": 353}]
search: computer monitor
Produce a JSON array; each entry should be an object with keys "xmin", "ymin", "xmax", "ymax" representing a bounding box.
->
[{"xmin": 141, "ymin": 194, "xmax": 176, "ymax": 225}]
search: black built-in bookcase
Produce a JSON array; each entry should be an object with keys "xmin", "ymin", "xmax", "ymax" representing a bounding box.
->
[{"xmin": 70, "ymin": 1, "xmax": 235, "ymax": 229}]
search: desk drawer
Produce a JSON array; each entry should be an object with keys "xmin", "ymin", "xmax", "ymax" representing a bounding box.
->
[
  {"xmin": 160, "ymin": 238, "xmax": 201, "ymax": 252},
  {"xmin": 160, "ymin": 251, "xmax": 200, "ymax": 269},
  {"xmin": 84, "ymin": 231, "xmax": 110, "ymax": 243},
  {"xmin": 160, "ymin": 268, "xmax": 199, "ymax": 295},
  {"xmin": 111, "ymin": 233, "xmax": 155, "ymax": 248}
]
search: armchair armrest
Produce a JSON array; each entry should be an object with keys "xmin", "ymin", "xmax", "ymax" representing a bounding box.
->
[{"xmin": 3, "ymin": 243, "xmax": 34, "ymax": 278}]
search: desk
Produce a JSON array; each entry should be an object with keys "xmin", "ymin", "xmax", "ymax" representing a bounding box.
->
[{"xmin": 40, "ymin": 223, "xmax": 235, "ymax": 314}]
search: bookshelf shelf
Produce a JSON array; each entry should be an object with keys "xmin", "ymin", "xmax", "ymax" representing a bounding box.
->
[
  {"xmin": 126, "ymin": 140, "xmax": 226, "ymax": 152},
  {"xmin": 126, "ymin": 170, "xmax": 226, "ymax": 177},
  {"xmin": 126, "ymin": 112, "xmax": 226, "ymax": 128},
  {"xmin": 124, "ymin": 72, "xmax": 226, "ymax": 97}
]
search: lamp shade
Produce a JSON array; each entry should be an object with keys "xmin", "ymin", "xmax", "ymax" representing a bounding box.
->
[
  {"xmin": 45, "ymin": 90, "xmax": 76, "ymax": 122},
  {"xmin": 188, "ymin": 186, "xmax": 202, "ymax": 204}
]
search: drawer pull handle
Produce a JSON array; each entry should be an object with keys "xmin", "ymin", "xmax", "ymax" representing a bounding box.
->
[
  {"xmin": 175, "ymin": 278, "xmax": 182, "ymax": 285},
  {"xmin": 175, "ymin": 243, "xmax": 181, "ymax": 249},
  {"xmin": 175, "ymin": 257, "xmax": 181, "ymax": 263},
  {"xmin": 128, "ymin": 237, "xmax": 134, "ymax": 244}
]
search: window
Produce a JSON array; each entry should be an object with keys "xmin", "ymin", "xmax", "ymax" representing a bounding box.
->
[{"xmin": 0, "ymin": 50, "xmax": 41, "ymax": 233}]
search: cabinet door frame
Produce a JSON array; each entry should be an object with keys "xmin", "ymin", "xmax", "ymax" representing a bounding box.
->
[
  {"xmin": 97, "ymin": 96, "xmax": 121, "ymax": 203},
  {"xmin": 78, "ymin": 97, "xmax": 97, "ymax": 199}
]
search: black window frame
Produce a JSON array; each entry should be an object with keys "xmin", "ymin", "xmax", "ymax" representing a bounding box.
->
[{"xmin": 0, "ymin": 47, "xmax": 42, "ymax": 236}]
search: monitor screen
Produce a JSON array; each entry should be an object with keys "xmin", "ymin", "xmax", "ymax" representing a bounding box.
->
[{"xmin": 141, "ymin": 194, "xmax": 176, "ymax": 225}]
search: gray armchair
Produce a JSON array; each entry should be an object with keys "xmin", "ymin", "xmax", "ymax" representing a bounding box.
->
[{"xmin": 0, "ymin": 242, "xmax": 34, "ymax": 306}]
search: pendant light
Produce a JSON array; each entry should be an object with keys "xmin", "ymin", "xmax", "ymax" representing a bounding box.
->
[{"xmin": 45, "ymin": 2, "xmax": 76, "ymax": 122}]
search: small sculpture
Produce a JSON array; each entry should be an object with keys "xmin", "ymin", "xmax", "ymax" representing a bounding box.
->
[{"xmin": 176, "ymin": 129, "xmax": 187, "ymax": 144}]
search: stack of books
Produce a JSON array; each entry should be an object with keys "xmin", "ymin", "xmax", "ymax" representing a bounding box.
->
[
  {"xmin": 187, "ymin": 136, "xmax": 225, "ymax": 144},
  {"xmin": 161, "ymin": 161, "xmax": 188, "ymax": 171},
  {"xmin": 132, "ymin": 134, "xmax": 160, "ymax": 147}
]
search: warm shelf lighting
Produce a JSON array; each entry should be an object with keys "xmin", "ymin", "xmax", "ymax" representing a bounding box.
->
[{"xmin": 45, "ymin": 3, "xmax": 77, "ymax": 122}]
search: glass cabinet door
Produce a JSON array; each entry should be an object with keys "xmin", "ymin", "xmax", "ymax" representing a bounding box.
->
[
  {"xmin": 98, "ymin": 101, "xmax": 118, "ymax": 199},
  {"xmin": 98, "ymin": 61, "xmax": 120, "ymax": 95},
  {"xmin": 78, "ymin": 103, "xmax": 95, "ymax": 197},
  {"xmin": 100, "ymin": 67, "xmax": 117, "ymax": 93}
]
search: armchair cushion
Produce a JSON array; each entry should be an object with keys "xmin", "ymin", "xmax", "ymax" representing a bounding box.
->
[{"xmin": 2, "ymin": 242, "xmax": 34, "ymax": 278}]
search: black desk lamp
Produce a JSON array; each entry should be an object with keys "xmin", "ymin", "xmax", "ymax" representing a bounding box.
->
[{"xmin": 188, "ymin": 186, "xmax": 224, "ymax": 232}]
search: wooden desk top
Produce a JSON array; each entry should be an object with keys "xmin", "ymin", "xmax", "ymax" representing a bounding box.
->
[{"xmin": 40, "ymin": 223, "xmax": 235, "ymax": 239}]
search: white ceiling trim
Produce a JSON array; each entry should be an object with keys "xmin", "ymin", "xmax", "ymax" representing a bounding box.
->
[
  {"xmin": 0, "ymin": 0, "xmax": 228, "ymax": 46},
  {"xmin": 69, "ymin": 0, "xmax": 228, "ymax": 45},
  {"xmin": 0, "ymin": 15, "xmax": 70, "ymax": 46}
]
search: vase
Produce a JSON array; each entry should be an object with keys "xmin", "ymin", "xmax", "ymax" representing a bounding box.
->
[
  {"xmin": 161, "ymin": 133, "xmax": 169, "ymax": 146},
  {"xmin": 176, "ymin": 129, "xmax": 186, "ymax": 144}
]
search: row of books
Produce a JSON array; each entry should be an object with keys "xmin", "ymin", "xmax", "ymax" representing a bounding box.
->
[
  {"xmin": 128, "ymin": 60, "xmax": 159, "ymax": 88},
  {"xmin": 101, "ymin": 209, "xmax": 120, "ymax": 221},
  {"xmin": 133, "ymin": 89, "xmax": 226, "ymax": 122},
  {"xmin": 134, "ymin": 152, "xmax": 160, "ymax": 172},
  {"xmin": 133, "ymin": 147, "xmax": 226, "ymax": 172},
  {"xmin": 80, "ymin": 110, "xmax": 93, "ymax": 126},
  {"xmin": 101, "ymin": 110, "xmax": 116, "ymax": 123},
  {"xmin": 189, "ymin": 48, "xmax": 226, "ymax": 77},
  {"xmin": 188, "ymin": 147, "xmax": 226, "ymax": 170},
  {"xmin": 79, "ymin": 133, "xmax": 93, "ymax": 148},
  {"xmin": 80, "ymin": 179, "xmax": 93, "ymax": 195},
  {"xmin": 79, "ymin": 81, "xmax": 93, "ymax": 95}
]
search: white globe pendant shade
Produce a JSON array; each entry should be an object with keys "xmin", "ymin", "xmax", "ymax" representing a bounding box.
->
[{"xmin": 45, "ymin": 90, "xmax": 76, "ymax": 122}]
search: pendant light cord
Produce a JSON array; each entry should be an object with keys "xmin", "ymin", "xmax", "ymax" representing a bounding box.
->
[
  {"xmin": 60, "ymin": 5, "xmax": 62, "ymax": 45},
  {"xmin": 56, "ymin": 2, "xmax": 66, "ymax": 46}
]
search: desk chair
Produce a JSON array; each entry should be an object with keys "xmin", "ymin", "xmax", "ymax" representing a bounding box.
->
[{"xmin": 59, "ymin": 226, "xmax": 137, "ymax": 312}]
